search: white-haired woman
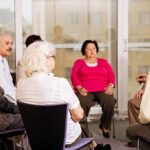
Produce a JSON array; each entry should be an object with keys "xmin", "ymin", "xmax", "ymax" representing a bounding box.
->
[{"xmin": 16, "ymin": 41, "xmax": 110, "ymax": 150}]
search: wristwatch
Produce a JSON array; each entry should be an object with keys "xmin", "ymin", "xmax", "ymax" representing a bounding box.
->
[{"xmin": 109, "ymin": 83, "xmax": 114, "ymax": 88}]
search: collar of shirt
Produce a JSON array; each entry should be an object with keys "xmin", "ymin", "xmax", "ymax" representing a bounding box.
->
[
  {"xmin": 32, "ymin": 72, "xmax": 54, "ymax": 77},
  {"xmin": 48, "ymin": 72, "xmax": 54, "ymax": 77},
  {"xmin": 0, "ymin": 55, "xmax": 5, "ymax": 62}
]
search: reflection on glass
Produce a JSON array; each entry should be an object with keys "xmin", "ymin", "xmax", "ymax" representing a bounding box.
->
[
  {"xmin": 52, "ymin": 25, "xmax": 77, "ymax": 44},
  {"xmin": 0, "ymin": 0, "xmax": 15, "ymax": 72},
  {"xmin": 22, "ymin": 0, "xmax": 32, "ymax": 47},
  {"xmin": 129, "ymin": 0, "xmax": 150, "ymax": 42},
  {"xmin": 128, "ymin": 0, "xmax": 150, "ymax": 99},
  {"xmin": 22, "ymin": 0, "xmax": 117, "ymax": 80}
]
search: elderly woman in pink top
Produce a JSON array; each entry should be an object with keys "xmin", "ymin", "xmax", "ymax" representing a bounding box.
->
[{"xmin": 71, "ymin": 40, "xmax": 116, "ymax": 139}]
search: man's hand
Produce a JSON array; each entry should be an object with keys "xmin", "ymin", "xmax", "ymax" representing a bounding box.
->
[
  {"xmin": 134, "ymin": 89, "xmax": 144, "ymax": 99},
  {"xmin": 136, "ymin": 74, "xmax": 147, "ymax": 84}
]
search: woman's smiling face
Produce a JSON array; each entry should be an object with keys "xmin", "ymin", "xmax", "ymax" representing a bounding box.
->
[{"xmin": 85, "ymin": 43, "xmax": 97, "ymax": 58}]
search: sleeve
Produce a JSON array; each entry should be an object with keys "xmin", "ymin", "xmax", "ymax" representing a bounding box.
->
[
  {"xmin": 16, "ymin": 60, "xmax": 26, "ymax": 83},
  {"xmin": 0, "ymin": 59, "xmax": 16, "ymax": 91},
  {"xmin": 60, "ymin": 78, "xmax": 80, "ymax": 110},
  {"xmin": 0, "ymin": 61, "xmax": 6, "ymax": 90},
  {"xmin": 70, "ymin": 59, "xmax": 82, "ymax": 89},
  {"xmin": 105, "ymin": 61, "xmax": 116, "ymax": 86},
  {"xmin": 0, "ymin": 87, "xmax": 19, "ymax": 114}
]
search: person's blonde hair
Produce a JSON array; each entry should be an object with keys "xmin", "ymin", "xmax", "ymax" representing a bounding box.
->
[{"xmin": 21, "ymin": 41, "xmax": 56, "ymax": 77}]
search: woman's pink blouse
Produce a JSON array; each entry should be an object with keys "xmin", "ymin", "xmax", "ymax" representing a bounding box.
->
[{"xmin": 71, "ymin": 58, "xmax": 115, "ymax": 92}]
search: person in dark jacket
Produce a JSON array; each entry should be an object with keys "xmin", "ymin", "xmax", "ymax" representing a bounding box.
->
[
  {"xmin": 0, "ymin": 32, "xmax": 23, "ymax": 131},
  {"xmin": 0, "ymin": 32, "xmax": 24, "ymax": 149},
  {"xmin": 0, "ymin": 86, "xmax": 23, "ymax": 131}
]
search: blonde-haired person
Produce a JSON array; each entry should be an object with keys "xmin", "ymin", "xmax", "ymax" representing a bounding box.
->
[
  {"xmin": 16, "ymin": 41, "xmax": 111, "ymax": 150},
  {"xmin": 17, "ymin": 41, "xmax": 82, "ymax": 146}
]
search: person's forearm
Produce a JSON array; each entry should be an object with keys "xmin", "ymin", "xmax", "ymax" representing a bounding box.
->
[
  {"xmin": 70, "ymin": 105, "xmax": 84, "ymax": 122},
  {"xmin": 76, "ymin": 85, "xmax": 83, "ymax": 92},
  {"xmin": 141, "ymin": 83, "xmax": 146, "ymax": 90}
]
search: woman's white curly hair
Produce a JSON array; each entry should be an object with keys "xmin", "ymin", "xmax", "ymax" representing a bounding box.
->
[{"xmin": 21, "ymin": 41, "xmax": 56, "ymax": 77}]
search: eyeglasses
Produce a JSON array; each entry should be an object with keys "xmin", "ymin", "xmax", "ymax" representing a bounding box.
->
[
  {"xmin": 50, "ymin": 56, "xmax": 56, "ymax": 59},
  {"xmin": 46, "ymin": 55, "xmax": 56, "ymax": 60}
]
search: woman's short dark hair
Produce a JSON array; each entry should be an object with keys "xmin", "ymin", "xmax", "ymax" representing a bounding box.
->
[
  {"xmin": 81, "ymin": 40, "xmax": 99, "ymax": 55},
  {"xmin": 25, "ymin": 34, "xmax": 42, "ymax": 47}
]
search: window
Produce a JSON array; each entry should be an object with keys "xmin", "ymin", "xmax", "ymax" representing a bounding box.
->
[
  {"xmin": 138, "ymin": 65, "xmax": 150, "ymax": 74},
  {"xmin": 0, "ymin": 0, "xmax": 15, "ymax": 72},
  {"xmin": 65, "ymin": 12, "xmax": 79, "ymax": 25},
  {"xmin": 89, "ymin": 12, "xmax": 101, "ymax": 25},
  {"xmin": 139, "ymin": 11, "xmax": 150, "ymax": 25}
]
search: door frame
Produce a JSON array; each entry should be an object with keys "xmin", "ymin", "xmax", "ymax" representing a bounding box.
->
[{"xmin": 117, "ymin": 0, "xmax": 128, "ymax": 114}]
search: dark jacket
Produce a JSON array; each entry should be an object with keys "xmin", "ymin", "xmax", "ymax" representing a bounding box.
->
[{"xmin": 0, "ymin": 86, "xmax": 19, "ymax": 114}]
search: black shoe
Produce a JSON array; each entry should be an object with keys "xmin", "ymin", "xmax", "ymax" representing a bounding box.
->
[
  {"xmin": 127, "ymin": 141, "xmax": 136, "ymax": 147},
  {"xmin": 99, "ymin": 124, "xmax": 102, "ymax": 129},
  {"xmin": 102, "ymin": 129, "xmax": 110, "ymax": 138},
  {"xmin": 94, "ymin": 144, "xmax": 103, "ymax": 150},
  {"xmin": 99, "ymin": 124, "xmax": 110, "ymax": 138},
  {"xmin": 94, "ymin": 144, "xmax": 111, "ymax": 150},
  {"xmin": 103, "ymin": 144, "xmax": 111, "ymax": 150}
]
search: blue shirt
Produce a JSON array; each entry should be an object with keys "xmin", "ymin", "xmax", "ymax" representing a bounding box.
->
[{"xmin": 0, "ymin": 55, "xmax": 16, "ymax": 103}]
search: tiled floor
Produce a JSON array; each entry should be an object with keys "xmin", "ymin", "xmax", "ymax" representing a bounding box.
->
[{"xmin": 81, "ymin": 119, "xmax": 137, "ymax": 150}]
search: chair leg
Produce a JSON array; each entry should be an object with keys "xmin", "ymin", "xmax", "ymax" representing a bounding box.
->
[
  {"xmin": 16, "ymin": 134, "xmax": 29, "ymax": 150},
  {"xmin": 12, "ymin": 137, "xmax": 16, "ymax": 150},
  {"xmin": 0, "ymin": 140, "xmax": 6, "ymax": 150},
  {"xmin": 1, "ymin": 139, "xmax": 14, "ymax": 150},
  {"xmin": 22, "ymin": 133, "xmax": 32, "ymax": 150},
  {"xmin": 11, "ymin": 135, "xmax": 26, "ymax": 150},
  {"xmin": 24, "ymin": 133, "xmax": 30, "ymax": 150},
  {"xmin": 112, "ymin": 113, "xmax": 115, "ymax": 138},
  {"xmin": 137, "ymin": 137, "xmax": 140, "ymax": 150}
]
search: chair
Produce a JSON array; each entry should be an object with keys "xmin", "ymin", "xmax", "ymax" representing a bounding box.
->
[
  {"xmin": 137, "ymin": 136, "xmax": 150, "ymax": 150},
  {"xmin": 17, "ymin": 100, "xmax": 93, "ymax": 150},
  {"xmin": 0, "ymin": 128, "xmax": 25, "ymax": 150},
  {"xmin": 112, "ymin": 106, "xmax": 117, "ymax": 138}
]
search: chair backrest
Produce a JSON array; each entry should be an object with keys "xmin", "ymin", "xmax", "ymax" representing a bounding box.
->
[
  {"xmin": 17, "ymin": 100, "xmax": 68, "ymax": 150},
  {"xmin": 0, "ymin": 128, "xmax": 25, "ymax": 138},
  {"xmin": 0, "ymin": 128, "xmax": 25, "ymax": 150}
]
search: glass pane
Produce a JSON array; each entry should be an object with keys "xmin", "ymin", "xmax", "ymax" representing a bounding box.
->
[
  {"xmin": 0, "ymin": 0, "xmax": 15, "ymax": 72},
  {"xmin": 22, "ymin": 0, "xmax": 117, "ymax": 81},
  {"xmin": 128, "ymin": 0, "xmax": 150, "ymax": 98},
  {"xmin": 22, "ymin": 0, "xmax": 32, "ymax": 45}
]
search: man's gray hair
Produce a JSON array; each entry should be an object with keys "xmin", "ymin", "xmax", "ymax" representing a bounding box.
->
[
  {"xmin": 0, "ymin": 30, "xmax": 9, "ymax": 37},
  {"xmin": 21, "ymin": 41, "xmax": 56, "ymax": 77}
]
